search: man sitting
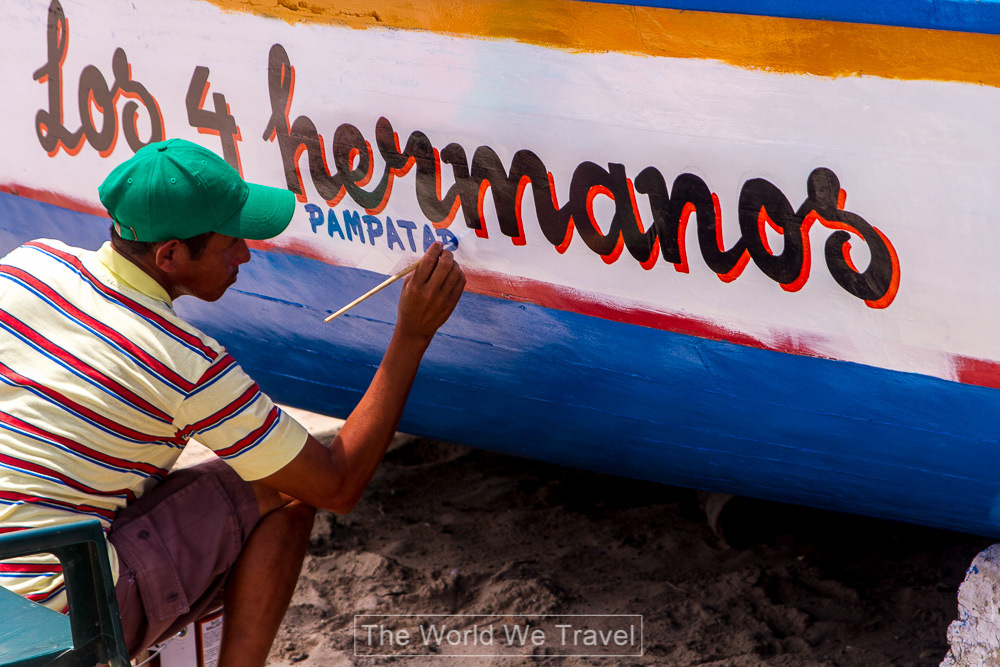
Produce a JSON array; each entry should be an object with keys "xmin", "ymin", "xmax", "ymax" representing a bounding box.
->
[{"xmin": 0, "ymin": 138, "xmax": 465, "ymax": 665}]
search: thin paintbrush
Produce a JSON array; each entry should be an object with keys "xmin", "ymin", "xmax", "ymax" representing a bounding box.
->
[{"xmin": 323, "ymin": 259, "xmax": 421, "ymax": 322}]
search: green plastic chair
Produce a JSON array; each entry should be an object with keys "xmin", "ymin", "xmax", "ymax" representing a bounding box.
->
[{"xmin": 0, "ymin": 519, "xmax": 129, "ymax": 667}]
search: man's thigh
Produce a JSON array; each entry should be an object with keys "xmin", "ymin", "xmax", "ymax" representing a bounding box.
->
[{"xmin": 108, "ymin": 457, "xmax": 259, "ymax": 656}]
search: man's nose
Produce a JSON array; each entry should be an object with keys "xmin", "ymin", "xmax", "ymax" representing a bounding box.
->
[{"xmin": 235, "ymin": 238, "xmax": 251, "ymax": 265}]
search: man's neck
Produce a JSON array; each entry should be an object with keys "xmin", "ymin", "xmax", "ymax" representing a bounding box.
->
[{"xmin": 103, "ymin": 241, "xmax": 175, "ymax": 303}]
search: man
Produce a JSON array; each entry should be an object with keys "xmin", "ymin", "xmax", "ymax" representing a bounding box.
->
[{"xmin": 0, "ymin": 138, "xmax": 465, "ymax": 664}]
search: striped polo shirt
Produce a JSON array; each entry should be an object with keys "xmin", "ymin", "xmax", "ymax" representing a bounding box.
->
[{"xmin": 0, "ymin": 239, "xmax": 308, "ymax": 612}]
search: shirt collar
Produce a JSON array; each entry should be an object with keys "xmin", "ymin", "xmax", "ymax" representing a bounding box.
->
[{"xmin": 96, "ymin": 242, "xmax": 173, "ymax": 306}]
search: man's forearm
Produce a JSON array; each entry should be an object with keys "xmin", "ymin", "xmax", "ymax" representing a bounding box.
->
[
  {"xmin": 260, "ymin": 242, "xmax": 464, "ymax": 513},
  {"xmin": 326, "ymin": 329, "xmax": 432, "ymax": 509}
]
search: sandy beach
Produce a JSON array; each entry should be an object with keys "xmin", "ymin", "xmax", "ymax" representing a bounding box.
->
[{"xmin": 187, "ymin": 408, "xmax": 991, "ymax": 667}]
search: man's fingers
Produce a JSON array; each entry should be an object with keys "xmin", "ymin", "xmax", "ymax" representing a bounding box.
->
[
  {"xmin": 395, "ymin": 244, "xmax": 465, "ymax": 339},
  {"xmin": 425, "ymin": 249, "xmax": 457, "ymax": 292},
  {"xmin": 412, "ymin": 242, "xmax": 443, "ymax": 285},
  {"xmin": 410, "ymin": 243, "xmax": 457, "ymax": 295},
  {"xmin": 443, "ymin": 260, "xmax": 466, "ymax": 298}
]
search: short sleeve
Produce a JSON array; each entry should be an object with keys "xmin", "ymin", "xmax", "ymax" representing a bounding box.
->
[{"xmin": 173, "ymin": 353, "xmax": 309, "ymax": 480}]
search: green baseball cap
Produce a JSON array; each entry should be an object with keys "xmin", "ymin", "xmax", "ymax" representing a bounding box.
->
[{"xmin": 98, "ymin": 138, "xmax": 295, "ymax": 242}]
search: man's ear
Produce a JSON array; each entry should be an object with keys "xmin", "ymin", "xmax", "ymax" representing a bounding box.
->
[{"xmin": 153, "ymin": 239, "xmax": 187, "ymax": 273}]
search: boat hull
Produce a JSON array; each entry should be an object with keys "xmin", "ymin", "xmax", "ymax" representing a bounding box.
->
[
  {"xmin": 4, "ymin": 0, "xmax": 1000, "ymax": 535},
  {"xmin": 3, "ymin": 190, "xmax": 1000, "ymax": 536}
]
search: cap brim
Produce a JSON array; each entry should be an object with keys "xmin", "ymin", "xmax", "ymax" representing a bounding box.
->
[{"xmin": 218, "ymin": 182, "xmax": 296, "ymax": 240}]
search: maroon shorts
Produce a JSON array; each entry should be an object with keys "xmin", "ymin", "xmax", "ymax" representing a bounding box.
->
[{"xmin": 107, "ymin": 458, "xmax": 260, "ymax": 656}]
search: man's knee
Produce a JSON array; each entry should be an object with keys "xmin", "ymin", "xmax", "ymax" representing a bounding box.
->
[
  {"xmin": 250, "ymin": 481, "xmax": 316, "ymax": 541},
  {"xmin": 250, "ymin": 480, "xmax": 292, "ymax": 515},
  {"xmin": 281, "ymin": 501, "xmax": 318, "ymax": 544}
]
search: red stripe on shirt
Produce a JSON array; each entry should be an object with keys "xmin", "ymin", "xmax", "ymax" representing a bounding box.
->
[
  {"xmin": 0, "ymin": 453, "xmax": 136, "ymax": 503},
  {"xmin": 0, "ymin": 490, "xmax": 116, "ymax": 522},
  {"xmin": 26, "ymin": 241, "xmax": 217, "ymax": 360},
  {"xmin": 176, "ymin": 384, "xmax": 260, "ymax": 440},
  {"xmin": 0, "ymin": 360, "xmax": 183, "ymax": 447},
  {"xmin": 0, "ymin": 299, "xmax": 176, "ymax": 419},
  {"xmin": 215, "ymin": 406, "xmax": 280, "ymax": 458},
  {"xmin": 0, "ymin": 563, "xmax": 63, "ymax": 574},
  {"xmin": 0, "ymin": 410, "xmax": 167, "ymax": 478},
  {"xmin": 0, "ymin": 264, "xmax": 196, "ymax": 396},
  {"xmin": 25, "ymin": 584, "xmax": 65, "ymax": 605},
  {"xmin": 195, "ymin": 354, "xmax": 237, "ymax": 388}
]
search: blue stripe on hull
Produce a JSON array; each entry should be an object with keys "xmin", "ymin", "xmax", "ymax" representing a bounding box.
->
[
  {"xmin": 584, "ymin": 0, "xmax": 1000, "ymax": 36},
  {"xmin": 3, "ymin": 191, "xmax": 1000, "ymax": 536}
]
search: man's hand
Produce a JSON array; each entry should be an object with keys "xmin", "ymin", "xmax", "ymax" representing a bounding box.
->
[{"xmin": 396, "ymin": 242, "xmax": 466, "ymax": 341}]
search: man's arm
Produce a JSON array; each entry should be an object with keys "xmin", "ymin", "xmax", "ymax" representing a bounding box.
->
[{"xmin": 258, "ymin": 242, "xmax": 465, "ymax": 513}]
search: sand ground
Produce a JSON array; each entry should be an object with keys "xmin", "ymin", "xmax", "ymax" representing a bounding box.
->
[{"xmin": 194, "ymin": 408, "xmax": 994, "ymax": 666}]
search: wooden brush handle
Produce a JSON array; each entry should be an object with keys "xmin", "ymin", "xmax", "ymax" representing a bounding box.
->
[{"xmin": 323, "ymin": 259, "xmax": 421, "ymax": 323}]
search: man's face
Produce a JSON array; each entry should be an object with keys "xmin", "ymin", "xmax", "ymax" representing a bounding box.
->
[{"xmin": 172, "ymin": 233, "xmax": 251, "ymax": 302}]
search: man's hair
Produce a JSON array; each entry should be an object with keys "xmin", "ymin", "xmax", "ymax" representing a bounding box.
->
[{"xmin": 109, "ymin": 224, "xmax": 215, "ymax": 261}]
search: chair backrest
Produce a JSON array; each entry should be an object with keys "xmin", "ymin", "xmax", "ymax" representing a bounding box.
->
[{"xmin": 0, "ymin": 519, "xmax": 129, "ymax": 667}]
